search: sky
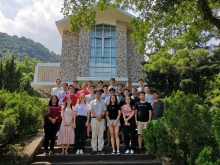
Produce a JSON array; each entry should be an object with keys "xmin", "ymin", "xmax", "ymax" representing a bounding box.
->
[{"xmin": 0, "ymin": 0, "xmax": 63, "ymax": 54}]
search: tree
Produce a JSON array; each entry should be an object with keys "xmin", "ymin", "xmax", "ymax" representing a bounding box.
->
[
  {"xmin": 0, "ymin": 61, "xmax": 4, "ymax": 89},
  {"xmin": 61, "ymin": 0, "xmax": 220, "ymax": 54}
]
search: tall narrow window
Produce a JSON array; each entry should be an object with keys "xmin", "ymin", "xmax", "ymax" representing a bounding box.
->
[{"xmin": 89, "ymin": 24, "xmax": 116, "ymax": 77}]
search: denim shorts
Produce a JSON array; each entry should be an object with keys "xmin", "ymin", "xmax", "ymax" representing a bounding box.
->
[{"xmin": 107, "ymin": 119, "xmax": 121, "ymax": 127}]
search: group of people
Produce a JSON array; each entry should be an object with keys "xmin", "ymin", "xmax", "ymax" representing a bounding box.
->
[{"xmin": 44, "ymin": 78, "xmax": 164, "ymax": 155}]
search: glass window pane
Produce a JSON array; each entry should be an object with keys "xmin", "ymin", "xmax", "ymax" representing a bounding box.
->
[
  {"xmin": 104, "ymin": 29, "xmax": 110, "ymax": 36},
  {"xmin": 111, "ymin": 37, "xmax": 116, "ymax": 47},
  {"xmin": 96, "ymin": 38, "xmax": 102, "ymax": 47},
  {"xmin": 90, "ymin": 38, "xmax": 95, "ymax": 47},
  {"xmin": 95, "ymin": 68, "xmax": 102, "ymax": 77},
  {"xmin": 104, "ymin": 47, "xmax": 110, "ymax": 57},
  {"xmin": 89, "ymin": 68, "xmax": 95, "ymax": 77},
  {"xmin": 95, "ymin": 58, "xmax": 102, "ymax": 67},
  {"xmin": 111, "ymin": 48, "xmax": 116, "ymax": 57},
  {"xmin": 90, "ymin": 57, "xmax": 95, "ymax": 67},
  {"xmin": 104, "ymin": 25, "xmax": 110, "ymax": 29},
  {"xmin": 111, "ymin": 68, "xmax": 117, "ymax": 77},
  {"xmin": 96, "ymin": 24, "xmax": 103, "ymax": 28},
  {"xmin": 96, "ymin": 47, "xmax": 102, "ymax": 57},
  {"xmin": 96, "ymin": 29, "xmax": 102, "ymax": 36},
  {"xmin": 111, "ymin": 29, "xmax": 116, "ymax": 37},
  {"xmin": 103, "ymin": 58, "xmax": 111, "ymax": 67},
  {"xmin": 104, "ymin": 38, "xmax": 110, "ymax": 47},
  {"xmin": 103, "ymin": 72, "xmax": 111, "ymax": 77},
  {"xmin": 90, "ymin": 31, "xmax": 95, "ymax": 37},
  {"xmin": 111, "ymin": 58, "xmax": 116, "ymax": 67},
  {"xmin": 90, "ymin": 47, "xmax": 95, "ymax": 57}
]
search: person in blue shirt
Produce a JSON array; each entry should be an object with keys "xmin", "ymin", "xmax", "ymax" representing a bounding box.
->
[{"xmin": 145, "ymin": 87, "xmax": 153, "ymax": 103}]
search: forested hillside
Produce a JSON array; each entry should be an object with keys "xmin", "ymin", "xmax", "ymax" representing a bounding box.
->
[{"xmin": 0, "ymin": 32, "xmax": 60, "ymax": 62}]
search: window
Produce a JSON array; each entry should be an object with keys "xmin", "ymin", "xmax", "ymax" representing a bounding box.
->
[{"xmin": 89, "ymin": 24, "xmax": 116, "ymax": 77}]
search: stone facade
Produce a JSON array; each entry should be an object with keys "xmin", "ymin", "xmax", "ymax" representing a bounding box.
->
[
  {"xmin": 60, "ymin": 30, "xmax": 79, "ymax": 81},
  {"xmin": 77, "ymin": 30, "xmax": 90, "ymax": 77},
  {"xmin": 127, "ymin": 30, "xmax": 144, "ymax": 82},
  {"xmin": 116, "ymin": 21, "xmax": 128, "ymax": 77},
  {"xmin": 37, "ymin": 66, "xmax": 60, "ymax": 82}
]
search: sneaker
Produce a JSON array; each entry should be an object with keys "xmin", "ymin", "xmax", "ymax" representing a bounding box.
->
[
  {"xmin": 116, "ymin": 151, "xmax": 121, "ymax": 155},
  {"xmin": 125, "ymin": 150, "xmax": 130, "ymax": 154},
  {"xmin": 76, "ymin": 149, "xmax": 80, "ymax": 154},
  {"xmin": 56, "ymin": 131, "xmax": 59, "ymax": 136},
  {"xmin": 130, "ymin": 149, "xmax": 134, "ymax": 154},
  {"xmin": 120, "ymin": 143, "xmax": 125, "ymax": 147},
  {"xmin": 91, "ymin": 150, "xmax": 97, "ymax": 155},
  {"xmin": 98, "ymin": 150, "xmax": 106, "ymax": 154},
  {"xmin": 86, "ymin": 137, "xmax": 90, "ymax": 141},
  {"xmin": 145, "ymin": 149, "xmax": 149, "ymax": 155},
  {"xmin": 138, "ymin": 148, "xmax": 143, "ymax": 154},
  {"xmin": 43, "ymin": 150, "xmax": 49, "ymax": 155},
  {"xmin": 49, "ymin": 150, "xmax": 54, "ymax": 155},
  {"xmin": 111, "ymin": 150, "xmax": 116, "ymax": 154},
  {"xmin": 79, "ymin": 149, "xmax": 83, "ymax": 154}
]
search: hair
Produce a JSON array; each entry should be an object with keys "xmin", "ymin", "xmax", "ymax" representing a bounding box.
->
[
  {"xmin": 68, "ymin": 84, "xmax": 75, "ymax": 90},
  {"xmin": 76, "ymin": 94, "xmax": 87, "ymax": 104},
  {"xmin": 89, "ymin": 86, "xmax": 95, "ymax": 89},
  {"xmin": 87, "ymin": 80, "xmax": 93, "ymax": 83},
  {"xmin": 110, "ymin": 78, "xmax": 115, "ymax": 82},
  {"xmin": 124, "ymin": 96, "xmax": 134, "ymax": 107},
  {"xmin": 126, "ymin": 81, "xmax": 131, "ymax": 83},
  {"xmin": 139, "ymin": 91, "xmax": 146, "ymax": 96},
  {"xmin": 132, "ymin": 87, "xmax": 137, "ymax": 91},
  {"xmin": 73, "ymin": 80, "xmax": 78, "ymax": 83},
  {"xmin": 139, "ymin": 79, "xmax": 144, "ymax": 82},
  {"xmin": 56, "ymin": 79, "xmax": 61, "ymax": 82},
  {"xmin": 62, "ymin": 82, "xmax": 68, "ymax": 86},
  {"xmin": 109, "ymin": 88, "xmax": 115, "ymax": 92},
  {"xmin": 152, "ymin": 90, "xmax": 159, "ymax": 94},
  {"xmin": 124, "ymin": 88, "xmax": 130, "ymax": 92},
  {"xmin": 109, "ymin": 95, "xmax": 118, "ymax": 105},
  {"xmin": 48, "ymin": 95, "xmax": 59, "ymax": 107},
  {"xmin": 63, "ymin": 96, "xmax": 73, "ymax": 111},
  {"xmin": 98, "ymin": 81, "xmax": 103, "ymax": 84},
  {"xmin": 103, "ymin": 85, "xmax": 108, "ymax": 88},
  {"xmin": 117, "ymin": 84, "xmax": 123, "ymax": 87},
  {"xmin": 94, "ymin": 90, "xmax": 101, "ymax": 95}
]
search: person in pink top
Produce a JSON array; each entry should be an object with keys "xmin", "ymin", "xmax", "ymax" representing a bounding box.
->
[
  {"xmin": 121, "ymin": 96, "xmax": 135, "ymax": 154},
  {"xmin": 76, "ymin": 83, "xmax": 90, "ymax": 97}
]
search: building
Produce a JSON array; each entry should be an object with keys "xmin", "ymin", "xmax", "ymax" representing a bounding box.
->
[{"xmin": 31, "ymin": 8, "xmax": 144, "ymax": 93}]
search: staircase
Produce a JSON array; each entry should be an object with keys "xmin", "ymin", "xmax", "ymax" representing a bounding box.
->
[{"xmin": 30, "ymin": 134, "xmax": 160, "ymax": 165}]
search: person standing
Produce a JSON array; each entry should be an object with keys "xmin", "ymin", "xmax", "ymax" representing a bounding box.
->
[
  {"xmin": 125, "ymin": 81, "xmax": 132, "ymax": 96},
  {"xmin": 117, "ymin": 84, "xmax": 125, "ymax": 101},
  {"xmin": 151, "ymin": 90, "xmax": 164, "ymax": 125},
  {"xmin": 104, "ymin": 88, "xmax": 120, "ymax": 105},
  {"xmin": 101, "ymin": 85, "xmax": 109, "ymax": 102},
  {"xmin": 85, "ymin": 86, "xmax": 96, "ymax": 140},
  {"xmin": 43, "ymin": 95, "xmax": 61, "ymax": 155},
  {"xmin": 90, "ymin": 91, "xmax": 107, "ymax": 155},
  {"xmin": 57, "ymin": 97, "xmax": 75, "ymax": 155},
  {"xmin": 51, "ymin": 79, "xmax": 63, "ymax": 96},
  {"xmin": 108, "ymin": 78, "xmax": 117, "ymax": 93},
  {"xmin": 135, "ymin": 92, "xmax": 152, "ymax": 154},
  {"xmin": 74, "ymin": 94, "xmax": 90, "ymax": 154},
  {"xmin": 57, "ymin": 83, "xmax": 69, "ymax": 106},
  {"xmin": 121, "ymin": 96, "xmax": 135, "ymax": 154},
  {"xmin": 106, "ymin": 95, "xmax": 121, "ymax": 154},
  {"xmin": 87, "ymin": 80, "xmax": 93, "ymax": 91},
  {"xmin": 145, "ymin": 87, "xmax": 153, "ymax": 103},
  {"xmin": 73, "ymin": 80, "xmax": 81, "ymax": 94},
  {"xmin": 76, "ymin": 83, "xmax": 90, "ymax": 97},
  {"xmin": 131, "ymin": 88, "xmax": 140, "ymax": 104},
  {"xmin": 95, "ymin": 80, "xmax": 104, "ymax": 94},
  {"xmin": 62, "ymin": 85, "xmax": 78, "ymax": 106},
  {"xmin": 137, "ymin": 79, "xmax": 145, "ymax": 94}
]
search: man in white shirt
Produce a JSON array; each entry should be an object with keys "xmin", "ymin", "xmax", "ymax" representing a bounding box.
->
[
  {"xmin": 104, "ymin": 88, "xmax": 120, "ymax": 105},
  {"xmin": 51, "ymin": 79, "xmax": 62, "ymax": 96},
  {"xmin": 108, "ymin": 78, "xmax": 117, "ymax": 93},
  {"xmin": 137, "ymin": 79, "xmax": 145, "ymax": 94}
]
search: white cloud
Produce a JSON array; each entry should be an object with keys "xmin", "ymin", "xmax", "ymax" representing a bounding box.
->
[{"xmin": 0, "ymin": 0, "xmax": 63, "ymax": 54}]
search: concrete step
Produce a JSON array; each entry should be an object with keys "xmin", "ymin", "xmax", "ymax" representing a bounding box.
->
[
  {"xmin": 31, "ymin": 160, "xmax": 161, "ymax": 165},
  {"xmin": 33, "ymin": 154, "xmax": 157, "ymax": 162}
]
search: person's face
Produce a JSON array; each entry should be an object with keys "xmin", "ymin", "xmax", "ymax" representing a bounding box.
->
[
  {"xmin": 79, "ymin": 94, "xmax": 85, "ymax": 101},
  {"xmin": 52, "ymin": 96, "xmax": 58, "ymax": 104},
  {"xmin": 125, "ymin": 97, "xmax": 131, "ymax": 104},
  {"xmin": 87, "ymin": 82, "xmax": 93, "ymax": 87},
  {"xmin": 139, "ymin": 80, "xmax": 144, "ymax": 86},
  {"xmin": 62, "ymin": 84, "xmax": 68, "ymax": 90},
  {"xmin": 66, "ymin": 97, "xmax": 72, "ymax": 104},
  {"xmin": 152, "ymin": 93, "xmax": 159, "ymax": 99},
  {"xmin": 69, "ymin": 86, "xmax": 74, "ymax": 93},
  {"xmin": 103, "ymin": 87, "xmax": 108, "ymax": 92},
  {"xmin": 124, "ymin": 90, "xmax": 129, "ymax": 96},
  {"xmin": 126, "ymin": 82, "xmax": 131, "ymax": 88},
  {"xmin": 118, "ymin": 85, "xmax": 122, "ymax": 91},
  {"xmin": 73, "ymin": 82, "xmax": 78, "ymax": 88},
  {"xmin": 82, "ymin": 83, "xmax": 87, "ymax": 90},
  {"xmin": 56, "ymin": 80, "xmax": 61, "ymax": 86},
  {"xmin": 95, "ymin": 93, "xmax": 101, "ymax": 99},
  {"xmin": 111, "ymin": 96, "xmax": 116, "ymax": 103},
  {"xmin": 98, "ymin": 82, "xmax": 103, "ymax": 88},
  {"xmin": 132, "ymin": 89, "xmax": 137, "ymax": 95},
  {"xmin": 109, "ymin": 90, "xmax": 115, "ymax": 95},
  {"xmin": 89, "ymin": 87, "xmax": 95, "ymax": 93},
  {"xmin": 110, "ymin": 80, "xmax": 115, "ymax": 85},
  {"xmin": 145, "ymin": 87, "xmax": 150, "ymax": 94},
  {"xmin": 139, "ymin": 93, "xmax": 145, "ymax": 100}
]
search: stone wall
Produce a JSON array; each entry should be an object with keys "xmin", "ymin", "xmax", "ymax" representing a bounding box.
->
[
  {"xmin": 77, "ymin": 30, "xmax": 90, "ymax": 77},
  {"xmin": 116, "ymin": 21, "xmax": 128, "ymax": 77},
  {"xmin": 127, "ymin": 30, "xmax": 144, "ymax": 82},
  {"xmin": 37, "ymin": 66, "xmax": 60, "ymax": 82},
  {"xmin": 60, "ymin": 30, "xmax": 79, "ymax": 81}
]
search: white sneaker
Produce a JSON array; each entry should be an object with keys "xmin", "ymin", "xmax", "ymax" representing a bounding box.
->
[
  {"xmin": 56, "ymin": 131, "xmax": 59, "ymax": 136},
  {"xmin": 120, "ymin": 143, "xmax": 125, "ymax": 147},
  {"xmin": 79, "ymin": 149, "xmax": 83, "ymax": 154},
  {"xmin": 130, "ymin": 150, "xmax": 134, "ymax": 154},
  {"xmin": 76, "ymin": 149, "xmax": 80, "ymax": 154},
  {"xmin": 125, "ymin": 150, "xmax": 130, "ymax": 154}
]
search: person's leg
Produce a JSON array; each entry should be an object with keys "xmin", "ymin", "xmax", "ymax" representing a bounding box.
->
[
  {"xmin": 91, "ymin": 119, "xmax": 98, "ymax": 151},
  {"xmin": 129, "ymin": 120, "xmax": 136, "ymax": 151},
  {"xmin": 81, "ymin": 116, "xmax": 87, "ymax": 150},
  {"xmin": 137, "ymin": 121, "xmax": 143, "ymax": 149},
  {"xmin": 97, "ymin": 119, "xmax": 105, "ymax": 152},
  {"xmin": 61, "ymin": 144, "xmax": 64, "ymax": 154},
  {"xmin": 65, "ymin": 144, "xmax": 69, "ymax": 154},
  {"xmin": 108, "ymin": 126, "xmax": 115, "ymax": 151},
  {"xmin": 50, "ymin": 123, "xmax": 58, "ymax": 151},
  {"xmin": 43, "ymin": 122, "xmax": 51, "ymax": 151},
  {"xmin": 123, "ymin": 125, "xmax": 129, "ymax": 151},
  {"xmin": 106, "ymin": 128, "xmax": 111, "ymax": 146},
  {"xmin": 114, "ymin": 126, "xmax": 120, "ymax": 151},
  {"xmin": 87, "ymin": 123, "xmax": 91, "ymax": 139},
  {"xmin": 75, "ymin": 117, "xmax": 81, "ymax": 151}
]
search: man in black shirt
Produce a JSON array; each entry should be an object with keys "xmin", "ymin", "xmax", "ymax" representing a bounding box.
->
[
  {"xmin": 131, "ymin": 88, "xmax": 140, "ymax": 104},
  {"xmin": 117, "ymin": 84, "xmax": 125, "ymax": 101},
  {"xmin": 135, "ymin": 92, "xmax": 152, "ymax": 154}
]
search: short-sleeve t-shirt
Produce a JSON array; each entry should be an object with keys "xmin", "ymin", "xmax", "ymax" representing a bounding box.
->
[
  {"xmin": 76, "ymin": 90, "xmax": 90, "ymax": 97},
  {"xmin": 107, "ymin": 104, "xmax": 120, "ymax": 120},
  {"xmin": 135, "ymin": 102, "xmax": 152, "ymax": 122},
  {"xmin": 131, "ymin": 96, "xmax": 140, "ymax": 104},
  {"xmin": 62, "ymin": 94, "xmax": 78, "ymax": 106},
  {"xmin": 74, "ymin": 103, "xmax": 89, "ymax": 116},
  {"xmin": 121, "ymin": 105, "xmax": 134, "ymax": 117},
  {"xmin": 57, "ymin": 91, "xmax": 69, "ymax": 106},
  {"xmin": 85, "ymin": 94, "xmax": 95, "ymax": 104},
  {"xmin": 151, "ymin": 100, "xmax": 164, "ymax": 120},
  {"xmin": 101, "ymin": 93, "xmax": 109, "ymax": 102},
  {"xmin": 90, "ymin": 100, "xmax": 107, "ymax": 117}
]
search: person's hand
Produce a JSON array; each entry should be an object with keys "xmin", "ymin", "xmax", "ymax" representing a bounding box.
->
[
  {"xmin": 72, "ymin": 123, "xmax": 76, "ymax": 128},
  {"xmin": 110, "ymin": 121, "xmax": 113, "ymax": 126},
  {"xmin": 96, "ymin": 116, "xmax": 101, "ymax": 122},
  {"xmin": 51, "ymin": 119, "xmax": 56, "ymax": 124},
  {"xmin": 85, "ymin": 122, "xmax": 89, "ymax": 127},
  {"xmin": 113, "ymin": 121, "xmax": 117, "ymax": 127},
  {"xmin": 136, "ymin": 120, "xmax": 139, "ymax": 126},
  {"xmin": 64, "ymin": 121, "xmax": 67, "ymax": 126},
  {"xmin": 125, "ymin": 121, "xmax": 128, "ymax": 126},
  {"xmin": 124, "ymin": 118, "xmax": 128, "ymax": 122}
]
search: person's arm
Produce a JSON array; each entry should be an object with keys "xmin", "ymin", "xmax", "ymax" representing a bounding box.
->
[
  {"xmin": 115, "ymin": 106, "xmax": 121, "ymax": 123},
  {"xmin": 148, "ymin": 103, "xmax": 152, "ymax": 122},
  {"xmin": 72, "ymin": 106, "xmax": 76, "ymax": 127},
  {"xmin": 134, "ymin": 103, "xmax": 138, "ymax": 126},
  {"xmin": 106, "ymin": 110, "xmax": 112, "ymax": 125},
  {"xmin": 89, "ymin": 102, "xmax": 101, "ymax": 121}
]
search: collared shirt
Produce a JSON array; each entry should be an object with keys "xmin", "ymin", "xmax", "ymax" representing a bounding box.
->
[
  {"xmin": 74, "ymin": 103, "xmax": 90, "ymax": 116},
  {"xmin": 104, "ymin": 95, "xmax": 120, "ymax": 105},
  {"xmin": 51, "ymin": 87, "xmax": 63, "ymax": 96},
  {"xmin": 57, "ymin": 91, "xmax": 69, "ymax": 106},
  {"xmin": 145, "ymin": 94, "xmax": 153, "ymax": 103},
  {"xmin": 90, "ymin": 99, "xmax": 107, "ymax": 117},
  {"xmin": 86, "ymin": 94, "xmax": 95, "ymax": 104},
  {"xmin": 137, "ymin": 87, "xmax": 145, "ymax": 94}
]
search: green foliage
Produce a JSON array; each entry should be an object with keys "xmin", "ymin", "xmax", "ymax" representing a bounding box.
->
[
  {"xmin": 61, "ymin": 0, "xmax": 220, "ymax": 54},
  {"xmin": 0, "ymin": 32, "xmax": 60, "ymax": 62},
  {"xmin": 0, "ymin": 90, "xmax": 48, "ymax": 146},
  {"xmin": 195, "ymin": 146, "xmax": 216, "ymax": 165}
]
